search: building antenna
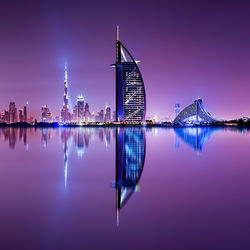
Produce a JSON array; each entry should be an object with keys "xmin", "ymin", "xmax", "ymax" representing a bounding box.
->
[
  {"xmin": 117, "ymin": 25, "xmax": 119, "ymax": 41},
  {"xmin": 64, "ymin": 63, "xmax": 68, "ymax": 83}
]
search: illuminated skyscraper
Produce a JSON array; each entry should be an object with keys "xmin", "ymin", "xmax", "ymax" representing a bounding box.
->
[
  {"xmin": 3, "ymin": 111, "xmax": 9, "ymax": 123},
  {"xmin": 96, "ymin": 109, "xmax": 104, "ymax": 122},
  {"xmin": 23, "ymin": 105, "xmax": 27, "ymax": 123},
  {"xmin": 19, "ymin": 110, "xmax": 23, "ymax": 122},
  {"xmin": 9, "ymin": 102, "xmax": 17, "ymax": 124},
  {"xmin": 77, "ymin": 95, "xmax": 84, "ymax": 122},
  {"xmin": 41, "ymin": 105, "xmax": 52, "ymax": 122},
  {"xmin": 84, "ymin": 103, "xmax": 91, "ymax": 121},
  {"xmin": 73, "ymin": 105, "xmax": 77, "ymax": 122},
  {"xmin": 104, "ymin": 105, "xmax": 111, "ymax": 122},
  {"xmin": 61, "ymin": 64, "xmax": 71, "ymax": 122},
  {"xmin": 113, "ymin": 26, "xmax": 146, "ymax": 123}
]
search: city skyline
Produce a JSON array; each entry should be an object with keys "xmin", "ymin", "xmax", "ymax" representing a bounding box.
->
[{"xmin": 1, "ymin": 0, "xmax": 250, "ymax": 120}]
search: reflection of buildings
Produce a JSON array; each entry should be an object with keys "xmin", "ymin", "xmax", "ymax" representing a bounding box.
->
[
  {"xmin": 174, "ymin": 99, "xmax": 218, "ymax": 124},
  {"xmin": 61, "ymin": 129, "xmax": 73, "ymax": 189},
  {"xmin": 41, "ymin": 128, "xmax": 51, "ymax": 147},
  {"xmin": 0, "ymin": 128, "xmax": 27, "ymax": 149},
  {"xmin": 174, "ymin": 127, "xmax": 218, "ymax": 152},
  {"xmin": 115, "ymin": 127, "xmax": 146, "ymax": 225},
  {"xmin": 74, "ymin": 128, "xmax": 91, "ymax": 157},
  {"xmin": 113, "ymin": 27, "xmax": 146, "ymax": 122}
]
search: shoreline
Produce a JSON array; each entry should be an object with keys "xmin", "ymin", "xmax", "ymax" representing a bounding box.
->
[{"xmin": 0, "ymin": 122, "xmax": 250, "ymax": 129}]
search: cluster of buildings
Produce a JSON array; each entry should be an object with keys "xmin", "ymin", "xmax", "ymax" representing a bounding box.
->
[
  {"xmin": 41, "ymin": 65, "xmax": 114, "ymax": 124},
  {"xmin": 0, "ymin": 102, "xmax": 28, "ymax": 124},
  {"xmin": 3, "ymin": 28, "xmax": 244, "ymax": 126},
  {"xmin": 0, "ymin": 28, "xmax": 146, "ymax": 125},
  {"xmin": 38, "ymin": 27, "xmax": 146, "ymax": 125}
]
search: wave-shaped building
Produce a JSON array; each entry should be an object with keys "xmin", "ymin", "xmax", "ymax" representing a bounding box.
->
[
  {"xmin": 174, "ymin": 99, "xmax": 218, "ymax": 124},
  {"xmin": 113, "ymin": 26, "xmax": 146, "ymax": 123}
]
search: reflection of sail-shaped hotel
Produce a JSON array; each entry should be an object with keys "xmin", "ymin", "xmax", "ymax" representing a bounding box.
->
[{"xmin": 115, "ymin": 128, "xmax": 146, "ymax": 224}]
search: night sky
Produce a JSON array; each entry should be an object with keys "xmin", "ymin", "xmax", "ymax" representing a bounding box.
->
[{"xmin": 0, "ymin": 0, "xmax": 250, "ymax": 120}]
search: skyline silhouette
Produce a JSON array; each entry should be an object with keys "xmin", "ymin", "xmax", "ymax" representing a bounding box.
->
[{"xmin": 1, "ymin": 0, "xmax": 250, "ymax": 120}]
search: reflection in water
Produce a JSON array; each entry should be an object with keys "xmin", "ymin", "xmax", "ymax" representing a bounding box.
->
[
  {"xmin": 0, "ymin": 127, "xmax": 27, "ymax": 149},
  {"xmin": 0, "ymin": 127, "xmax": 113, "ymax": 150},
  {"xmin": 115, "ymin": 127, "xmax": 146, "ymax": 225},
  {"xmin": 174, "ymin": 127, "xmax": 250, "ymax": 152},
  {"xmin": 61, "ymin": 129, "xmax": 72, "ymax": 189},
  {"xmin": 59, "ymin": 128, "xmax": 112, "ymax": 189},
  {"xmin": 174, "ymin": 127, "xmax": 218, "ymax": 152},
  {"xmin": 41, "ymin": 128, "xmax": 51, "ymax": 148},
  {"xmin": 0, "ymin": 127, "xmax": 114, "ymax": 190}
]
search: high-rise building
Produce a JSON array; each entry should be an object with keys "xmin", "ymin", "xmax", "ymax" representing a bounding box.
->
[
  {"xmin": 112, "ymin": 111, "xmax": 116, "ymax": 121},
  {"xmin": 19, "ymin": 110, "xmax": 23, "ymax": 122},
  {"xmin": 9, "ymin": 102, "xmax": 17, "ymax": 123},
  {"xmin": 104, "ymin": 105, "xmax": 111, "ymax": 122},
  {"xmin": 61, "ymin": 64, "xmax": 71, "ymax": 122},
  {"xmin": 77, "ymin": 95, "xmax": 84, "ymax": 122},
  {"xmin": 23, "ymin": 105, "xmax": 27, "ymax": 123},
  {"xmin": 73, "ymin": 105, "xmax": 77, "ymax": 122},
  {"xmin": 84, "ymin": 103, "xmax": 91, "ymax": 121},
  {"xmin": 96, "ymin": 109, "xmax": 104, "ymax": 122},
  {"xmin": 3, "ymin": 110, "xmax": 9, "ymax": 123},
  {"xmin": 113, "ymin": 26, "xmax": 146, "ymax": 123},
  {"xmin": 41, "ymin": 105, "xmax": 52, "ymax": 122}
]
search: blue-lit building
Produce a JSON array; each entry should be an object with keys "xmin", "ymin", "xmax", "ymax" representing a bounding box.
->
[
  {"xmin": 113, "ymin": 27, "xmax": 146, "ymax": 123},
  {"xmin": 174, "ymin": 99, "xmax": 218, "ymax": 124}
]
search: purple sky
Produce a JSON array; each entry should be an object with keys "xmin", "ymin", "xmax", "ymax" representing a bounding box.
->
[{"xmin": 0, "ymin": 0, "xmax": 250, "ymax": 120}]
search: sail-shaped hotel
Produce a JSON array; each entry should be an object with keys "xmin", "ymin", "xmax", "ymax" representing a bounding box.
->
[{"xmin": 113, "ymin": 27, "xmax": 146, "ymax": 123}]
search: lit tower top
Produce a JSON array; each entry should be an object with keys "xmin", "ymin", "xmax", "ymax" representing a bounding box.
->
[
  {"xmin": 77, "ymin": 94, "xmax": 84, "ymax": 102},
  {"xmin": 64, "ymin": 64, "xmax": 69, "ymax": 111},
  {"xmin": 64, "ymin": 64, "xmax": 68, "ymax": 86}
]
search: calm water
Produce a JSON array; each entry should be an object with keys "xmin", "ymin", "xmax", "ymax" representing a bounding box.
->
[{"xmin": 0, "ymin": 127, "xmax": 250, "ymax": 250}]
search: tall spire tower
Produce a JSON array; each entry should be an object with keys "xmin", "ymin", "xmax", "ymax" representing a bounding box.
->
[
  {"xmin": 64, "ymin": 64, "xmax": 69, "ymax": 112},
  {"xmin": 61, "ymin": 64, "xmax": 70, "ymax": 122}
]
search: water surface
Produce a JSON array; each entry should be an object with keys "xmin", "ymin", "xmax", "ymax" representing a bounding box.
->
[{"xmin": 0, "ymin": 127, "xmax": 250, "ymax": 250}]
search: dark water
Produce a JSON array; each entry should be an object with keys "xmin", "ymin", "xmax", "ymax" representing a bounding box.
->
[{"xmin": 0, "ymin": 127, "xmax": 250, "ymax": 250}]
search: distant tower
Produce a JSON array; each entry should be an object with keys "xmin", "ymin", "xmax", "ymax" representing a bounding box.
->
[
  {"xmin": 98, "ymin": 109, "xmax": 104, "ymax": 122},
  {"xmin": 104, "ymin": 105, "xmax": 111, "ymax": 122},
  {"xmin": 19, "ymin": 110, "xmax": 23, "ymax": 122},
  {"xmin": 41, "ymin": 105, "xmax": 52, "ymax": 122},
  {"xmin": 61, "ymin": 64, "xmax": 70, "ymax": 122},
  {"xmin": 23, "ymin": 104, "xmax": 28, "ymax": 123},
  {"xmin": 77, "ymin": 95, "xmax": 84, "ymax": 122},
  {"xmin": 84, "ymin": 103, "xmax": 91, "ymax": 121},
  {"xmin": 9, "ymin": 102, "xmax": 17, "ymax": 123},
  {"xmin": 112, "ymin": 111, "xmax": 116, "ymax": 121},
  {"xmin": 73, "ymin": 105, "xmax": 77, "ymax": 122}
]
